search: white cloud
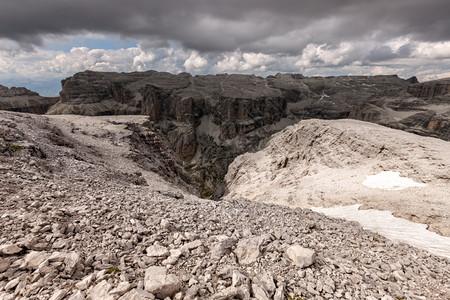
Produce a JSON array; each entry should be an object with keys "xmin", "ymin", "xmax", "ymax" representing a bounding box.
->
[
  {"xmin": 183, "ymin": 51, "xmax": 208, "ymax": 73},
  {"xmin": 215, "ymin": 51, "xmax": 276, "ymax": 73},
  {"xmin": 414, "ymin": 41, "xmax": 450, "ymax": 59}
]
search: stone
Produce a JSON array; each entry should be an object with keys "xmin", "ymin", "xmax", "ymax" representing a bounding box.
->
[
  {"xmin": 86, "ymin": 280, "xmax": 114, "ymax": 300},
  {"xmin": 0, "ymin": 259, "xmax": 11, "ymax": 273},
  {"xmin": 146, "ymin": 244, "xmax": 169, "ymax": 257},
  {"xmin": 64, "ymin": 251, "xmax": 81, "ymax": 275},
  {"xmin": 75, "ymin": 273, "xmax": 95, "ymax": 291},
  {"xmin": 210, "ymin": 237, "xmax": 237, "ymax": 259},
  {"xmin": 254, "ymin": 273, "xmax": 276, "ymax": 297},
  {"xmin": 252, "ymin": 283, "xmax": 271, "ymax": 300},
  {"xmin": 0, "ymin": 244, "xmax": 22, "ymax": 255},
  {"xmin": 109, "ymin": 281, "xmax": 134, "ymax": 296},
  {"xmin": 274, "ymin": 282, "xmax": 286, "ymax": 300},
  {"xmin": 22, "ymin": 251, "xmax": 50, "ymax": 270},
  {"xmin": 235, "ymin": 235, "xmax": 269, "ymax": 265},
  {"xmin": 184, "ymin": 240, "xmax": 203, "ymax": 250},
  {"xmin": 285, "ymin": 245, "xmax": 316, "ymax": 268},
  {"xmin": 67, "ymin": 291, "xmax": 85, "ymax": 300},
  {"xmin": 144, "ymin": 266, "xmax": 181, "ymax": 299},
  {"xmin": 47, "ymin": 251, "xmax": 67, "ymax": 262},
  {"xmin": 49, "ymin": 289, "xmax": 67, "ymax": 300},
  {"xmin": 4, "ymin": 277, "xmax": 20, "ymax": 290},
  {"xmin": 118, "ymin": 289, "xmax": 155, "ymax": 300},
  {"xmin": 232, "ymin": 270, "xmax": 251, "ymax": 289},
  {"xmin": 211, "ymin": 286, "xmax": 250, "ymax": 300}
]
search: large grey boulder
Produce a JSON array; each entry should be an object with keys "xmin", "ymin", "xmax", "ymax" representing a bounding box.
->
[
  {"xmin": 285, "ymin": 245, "xmax": 316, "ymax": 268},
  {"xmin": 144, "ymin": 266, "xmax": 181, "ymax": 298}
]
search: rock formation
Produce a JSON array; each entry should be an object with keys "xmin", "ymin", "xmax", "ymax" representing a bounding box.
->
[
  {"xmin": 0, "ymin": 85, "xmax": 58, "ymax": 114},
  {"xmin": 45, "ymin": 71, "xmax": 450, "ymax": 196},
  {"xmin": 224, "ymin": 118, "xmax": 450, "ymax": 236},
  {"xmin": 1, "ymin": 111, "xmax": 449, "ymax": 299}
]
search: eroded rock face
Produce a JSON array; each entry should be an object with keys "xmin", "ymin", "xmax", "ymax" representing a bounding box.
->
[
  {"xmin": 46, "ymin": 71, "xmax": 450, "ymax": 195},
  {"xmin": 0, "ymin": 84, "xmax": 58, "ymax": 114}
]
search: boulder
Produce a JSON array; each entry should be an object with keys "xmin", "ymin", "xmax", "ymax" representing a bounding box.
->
[
  {"xmin": 285, "ymin": 245, "xmax": 316, "ymax": 268},
  {"xmin": 144, "ymin": 266, "xmax": 181, "ymax": 298},
  {"xmin": 235, "ymin": 235, "xmax": 270, "ymax": 265}
]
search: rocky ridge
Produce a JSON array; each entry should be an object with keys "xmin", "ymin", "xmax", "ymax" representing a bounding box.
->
[
  {"xmin": 224, "ymin": 119, "xmax": 450, "ymax": 237},
  {"xmin": 0, "ymin": 85, "xmax": 58, "ymax": 114},
  {"xmin": 44, "ymin": 71, "xmax": 450, "ymax": 196},
  {"xmin": 1, "ymin": 111, "xmax": 449, "ymax": 299}
]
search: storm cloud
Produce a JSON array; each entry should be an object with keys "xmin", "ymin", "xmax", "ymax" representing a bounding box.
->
[
  {"xmin": 1, "ymin": 0, "xmax": 449, "ymax": 53},
  {"xmin": 0, "ymin": 0, "xmax": 449, "ymax": 95}
]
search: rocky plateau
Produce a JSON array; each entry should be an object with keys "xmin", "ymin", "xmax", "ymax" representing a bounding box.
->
[
  {"xmin": 0, "ymin": 111, "xmax": 449, "ymax": 300},
  {"xmin": 42, "ymin": 71, "xmax": 450, "ymax": 195},
  {"xmin": 1, "ymin": 71, "xmax": 449, "ymax": 299}
]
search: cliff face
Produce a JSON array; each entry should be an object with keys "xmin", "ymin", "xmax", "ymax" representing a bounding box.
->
[
  {"xmin": 0, "ymin": 84, "xmax": 59, "ymax": 114},
  {"xmin": 47, "ymin": 71, "xmax": 450, "ymax": 196}
]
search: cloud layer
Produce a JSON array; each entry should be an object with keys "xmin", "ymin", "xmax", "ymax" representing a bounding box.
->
[{"xmin": 0, "ymin": 0, "xmax": 449, "ymax": 95}]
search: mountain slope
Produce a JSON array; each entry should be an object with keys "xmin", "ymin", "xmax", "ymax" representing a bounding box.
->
[
  {"xmin": 1, "ymin": 111, "xmax": 449, "ymax": 299},
  {"xmin": 225, "ymin": 119, "xmax": 450, "ymax": 236}
]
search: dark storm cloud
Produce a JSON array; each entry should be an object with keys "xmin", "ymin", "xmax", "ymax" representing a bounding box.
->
[{"xmin": 0, "ymin": 0, "xmax": 449, "ymax": 53}]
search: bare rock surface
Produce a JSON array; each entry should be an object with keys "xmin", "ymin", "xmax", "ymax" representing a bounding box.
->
[
  {"xmin": 0, "ymin": 84, "xmax": 58, "ymax": 114},
  {"xmin": 44, "ymin": 71, "xmax": 450, "ymax": 196},
  {"xmin": 0, "ymin": 111, "xmax": 449, "ymax": 299},
  {"xmin": 225, "ymin": 119, "xmax": 450, "ymax": 237}
]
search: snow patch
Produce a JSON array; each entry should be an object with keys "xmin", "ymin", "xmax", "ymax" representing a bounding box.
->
[
  {"xmin": 312, "ymin": 204, "xmax": 450, "ymax": 259},
  {"xmin": 362, "ymin": 171, "xmax": 426, "ymax": 190}
]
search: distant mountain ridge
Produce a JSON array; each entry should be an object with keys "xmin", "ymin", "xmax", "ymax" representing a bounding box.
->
[
  {"xmin": 0, "ymin": 84, "xmax": 58, "ymax": 114},
  {"xmin": 2, "ymin": 71, "xmax": 449, "ymax": 195}
]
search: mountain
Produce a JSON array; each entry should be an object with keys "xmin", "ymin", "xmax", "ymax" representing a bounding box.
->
[
  {"xmin": 224, "ymin": 119, "xmax": 450, "ymax": 237},
  {"xmin": 1, "ymin": 110, "xmax": 449, "ymax": 299},
  {"xmin": 0, "ymin": 84, "xmax": 58, "ymax": 114},
  {"xmin": 44, "ymin": 71, "xmax": 450, "ymax": 196}
]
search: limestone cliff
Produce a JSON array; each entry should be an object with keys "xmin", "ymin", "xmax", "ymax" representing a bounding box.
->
[
  {"xmin": 0, "ymin": 84, "xmax": 58, "ymax": 114},
  {"xmin": 46, "ymin": 71, "xmax": 450, "ymax": 196}
]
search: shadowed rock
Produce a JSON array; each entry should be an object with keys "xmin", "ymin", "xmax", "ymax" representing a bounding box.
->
[{"xmin": 0, "ymin": 84, "xmax": 58, "ymax": 114}]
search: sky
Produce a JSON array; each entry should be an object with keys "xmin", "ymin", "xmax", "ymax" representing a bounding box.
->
[{"xmin": 1, "ymin": 0, "xmax": 449, "ymax": 96}]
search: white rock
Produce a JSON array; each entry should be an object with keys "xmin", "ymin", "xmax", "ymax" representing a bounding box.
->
[
  {"xmin": 76, "ymin": 273, "xmax": 95, "ymax": 291},
  {"xmin": 22, "ymin": 251, "xmax": 50, "ymax": 270},
  {"xmin": 109, "ymin": 281, "xmax": 134, "ymax": 296},
  {"xmin": 235, "ymin": 235, "xmax": 269, "ymax": 265},
  {"xmin": 273, "ymin": 282, "xmax": 285, "ymax": 300},
  {"xmin": 252, "ymin": 283, "xmax": 271, "ymax": 300},
  {"xmin": 144, "ymin": 266, "xmax": 181, "ymax": 299},
  {"xmin": 211, "ymin": 286, "xmax": 250, "ymax": 300},
  {"xmin": 4, "ymin": 277, "xmax": 20, "ymax": 290},
  {"xmin": 0, "ymin": 244, "xmax": 22, "ymax": 255},
  {"xmin": 86, "ymin": 280, "xmax": 114, "ymax": 300},
  {"xmin": 285, "ymin": 244, "xmax": 316, "ymax": 268},
  {"xmin": 67, "ymin": 291, "xmax": 85, "ymax": 300},
  {"xmin": 118, "ymin": 288, "xmax": 155, "ymax": 300},
  {"xmin": 49, "ymin": 289, "xmax": 67, "ymax": 300},
  {"xmin": 184, "ymin": 240, "xmax": 203, "ymax": 250},
  {"xmin": 48, "ymin": 251, "xmax": 67, "ymax": 262},
  {"xmin": 146, "ymin": 244, "xmax": 169, "ymax": 257},
  {"xmin": 255, "ymin": 273, "xmax": 276, "ymax": 297},
  {"xmin": 232, "ymin": 270, "xmax": 251, "ymax": 289},
  {"xmin": 64, "ymin": 251, "xmax": 81, "ymax": 275},
  {"xmin": 0, "ymin": 259, "xmax": 10, "ymax": 272}
]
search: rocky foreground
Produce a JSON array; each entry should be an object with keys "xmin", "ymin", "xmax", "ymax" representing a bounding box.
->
[{"xmin": 1, "ymin": 111, "xmax": 449, "ymax": 300}]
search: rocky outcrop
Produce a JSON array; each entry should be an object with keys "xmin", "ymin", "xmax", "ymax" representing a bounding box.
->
[
  {"xmin": 0, "ymin": 84, "xmax": 58, "ymax": 114},
  {"xmin": 224, "ymin": 119, "xmax": 450, "ymax": 236},
  {"xmin": 1, "ymin": 110, "xmax": 450, "ymax": 299},
  {"xmin": 46, "ymin": 71, "xmax": 450, "ymax": 196}
]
